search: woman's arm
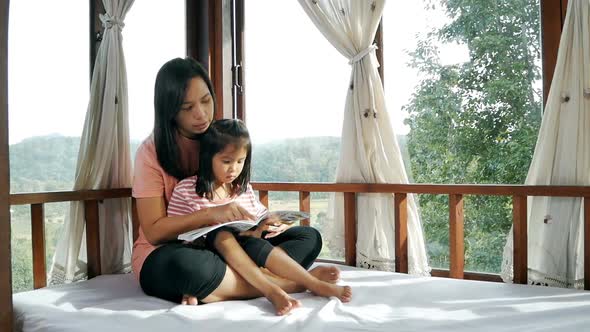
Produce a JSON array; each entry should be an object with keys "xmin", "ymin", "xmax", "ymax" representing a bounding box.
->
[{"xmin": 137, "ymin": 196, "xmax": 256, "ymax": 245}]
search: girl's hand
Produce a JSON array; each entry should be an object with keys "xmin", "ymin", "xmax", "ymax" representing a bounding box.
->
[
  {"xmin": 264, "ymin": 223, "xmax": 291, "ymax": 239},
  {"xmin": 238, "ymin": 215, "xmax": 278, "ymax": 237},
  {"xmin": 208, "ymin": 202, "xmax": 256, "ymax": 225},
  {"xmin": 239, "ymin": 215, "xmax": 290, "ymax": 238},
  {"xmin": 238, "ymin": 227, "xmax": 265, "ymax": 238}
]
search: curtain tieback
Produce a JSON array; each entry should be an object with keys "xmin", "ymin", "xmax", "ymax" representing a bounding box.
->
[
  {"xmin": 349, "ymin": 44, "xmax": 378, "ymax": 65},
  {"xmin": 100, "ymin": 13, "xmax": 125, "ymax": 30}
]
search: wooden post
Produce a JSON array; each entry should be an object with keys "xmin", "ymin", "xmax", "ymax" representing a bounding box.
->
[
  {"xmin": 209, "ymin": 0, "xmax": 226, "ymax": 120},
  {"xmin": 89, "ymin": 0, "xmax": 104, "ymax": 80},
  {"xmin": 299, "ymin": 191, "xmax": 310, "ymax": 226},
  {"xmin": 31, "ymin": 204, "xmax": 46, "ymax": 289},
  {"xmin": 131, "ymin": 198, "xmax": 139, "ymax": 243},
  {"xmin": 541, "ymin": 0, "xmax": 567, "ymax": 105},
  {"xmin": 584, "ymin": 197, "xmax": 589, "ymax": 291},
  {"xmin": 374, "ymin": 19, "xmax": 384, "ymax": 85},
  {"xmin": 186, "ymin": 0, "xmax": 210, "ymax": 70},
  {"xmin": 449, "ymin": 194, "xmax": 464, "ymax": 279},
  {"xmin": 0, "ymin": 0, "xmax": 12, "ymax": 330},
  {"xmin": 258, "ymin": 190, "xmax": 268, "ymax": 208},
  {"xmin": 512, "ymin": 195, "xmax": 528, "ymax": 284},
  {"xmin": 394, "ymin": 193, "xmax": 408, "ymax": 273},
  {"xmin": 84, "ymin": 200, "xmax": 101, "ymax": 279},
  {"xmin": 344, "ymin": 193, "xmax": 357, "ymax": 267}
]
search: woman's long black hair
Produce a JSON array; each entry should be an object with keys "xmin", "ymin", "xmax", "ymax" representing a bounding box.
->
[
  {"xmin": 153, "ymin": 57, "xmax": 216, "ymax": 180},
  {"xmin": 195, "ymin": 119, "xmax": 252, "ymax": 200}
]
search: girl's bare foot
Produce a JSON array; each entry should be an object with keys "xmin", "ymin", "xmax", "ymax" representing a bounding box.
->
[
  {"xmin": 309, "ymin": 265, "xmax": 340, "ymax": 284},
  {"xmin": 264, "ymin": 286, "xmax": 301, "ymax": 315},
  {"xmin": 308, "ymin": 280, "xmax": 352, "ymax": 303}
]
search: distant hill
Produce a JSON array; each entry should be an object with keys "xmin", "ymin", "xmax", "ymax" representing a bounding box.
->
[
  {"xmin": 9, "ymin": 134, "xmax": 409, "ymax": 193},
  {"xmin": 10, "ymin": 136, "xmax": 80, "ymax": 192},
  {"xmin": 251, "ymin": 136, "xmax": 340, "ymax": 183},
  {"xmin": 9, "ymin": 136, "xmax": 141, "ymax": 193}
]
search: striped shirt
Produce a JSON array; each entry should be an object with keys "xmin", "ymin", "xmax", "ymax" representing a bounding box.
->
[{"xmin": 168, "ymin": 175, "xmax": 267, "ymax": 219}]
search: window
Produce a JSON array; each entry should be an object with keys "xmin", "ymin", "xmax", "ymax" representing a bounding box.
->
[
  {"xmin": 244, "ymin": 1, "xmax": 349, "ymax": 260},
  {"xmin": 9, "ymin": 0, "xmax": 89, "ymax": 193},
  {"xmin": 124, "ymin": 1, "xmax": 186, "ymax": 154},
  {"xmin": 8, "ymin": 0, "xmax": 89, "ymax": 292},
  {"xmin": 383, "ymin": 1, "xmax": 543, "ymax": 273}
]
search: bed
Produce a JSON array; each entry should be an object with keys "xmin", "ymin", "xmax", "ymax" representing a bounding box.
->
[
  {"xmin": 13, "ymin": 263, "xmax": 590, "ymax": 332},
  {"xmin": 7, "ymin": 185, "xmax": 590, "ymax": 332}
]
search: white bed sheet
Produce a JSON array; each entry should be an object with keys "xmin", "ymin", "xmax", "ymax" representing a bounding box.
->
[{"xmin": 13, "ymin": 264, "xmax": 590, "ymax": 332}]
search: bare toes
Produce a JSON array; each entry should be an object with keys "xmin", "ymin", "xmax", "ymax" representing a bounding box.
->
[
  {"xmin": 340, "ymin": 286, "xmax": 352, "ymax": 303},
  {"xmin": 267, "ymin": 289, "xmax": 299, "ymax": 316},
  {"xmin": 290, "ymin": 298, "xmax": 302, "ymax": 308}
]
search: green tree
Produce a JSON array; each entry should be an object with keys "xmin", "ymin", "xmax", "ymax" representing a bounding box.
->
[
  {"xmin": 251, "ymin": 137, "xmax": 341, "ymax": 200},
  {"xmin": 405, "ymin": 0, "xmax": 542, "ymax": 272}
]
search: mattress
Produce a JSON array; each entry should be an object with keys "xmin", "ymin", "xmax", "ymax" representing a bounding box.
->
[{"xmin": 13, "ymin": 264, "xmax": 590, "ymax": 332}]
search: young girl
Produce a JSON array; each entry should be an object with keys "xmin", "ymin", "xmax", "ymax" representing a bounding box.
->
[{"xmin": 168, "ymin": 119, "xmax": 352, "ymax": 315}]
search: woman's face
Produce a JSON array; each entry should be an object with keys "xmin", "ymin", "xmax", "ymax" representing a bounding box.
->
[{"xmin": 175, "ymin": 77, "xmax": 214, "ymax": 138}]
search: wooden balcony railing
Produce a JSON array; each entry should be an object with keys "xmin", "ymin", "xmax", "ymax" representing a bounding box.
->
[
  {"xmin": 251, "ymin": 182, "xmax": 590, "ymax": 287},
  {"xmin": 9, "ymin": 188, "xmax": 133, "ymax": 288},
  {"xmin": 5, "ymin": 183, "xmax": 590, "ymax": 290}
]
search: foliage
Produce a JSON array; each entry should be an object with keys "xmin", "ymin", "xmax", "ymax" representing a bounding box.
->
[
  {"xmin": 405, "ymin": 0, "xmax": 542, "ymax": 272},
  {"xmin": 251, "ymin": 136, "xmax": 341, "ymax": 200}
]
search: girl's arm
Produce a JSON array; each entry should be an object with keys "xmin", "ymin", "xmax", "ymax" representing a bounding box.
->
[{"xmin": 137, "ymin": 196, "xmax": 255, "ymax": 245}]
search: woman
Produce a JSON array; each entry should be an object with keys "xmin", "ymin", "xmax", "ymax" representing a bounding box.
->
[{"xmin": 132, "ymin": 57, "xmax": 340, "ymax": 306}]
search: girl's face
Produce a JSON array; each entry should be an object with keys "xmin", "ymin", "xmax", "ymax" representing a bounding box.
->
[
  {"xmin": 212, "ymin": 144, "xmax": 248, "ymax": 185},
  {"xmin": 175, "ymin": 77, "xmax": 214, "ymax": 138}
]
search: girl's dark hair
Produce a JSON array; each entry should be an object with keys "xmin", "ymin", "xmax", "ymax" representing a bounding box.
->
[
  {"xmin": 196, "ymin": 119, "xmax": 252, "ymax": 200},
  {"xmin": 153, "ymin": 57, "xmax": 216, "ymax": 179}
]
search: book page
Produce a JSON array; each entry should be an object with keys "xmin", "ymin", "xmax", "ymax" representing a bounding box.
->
[{"xmin": 177, "ymin": 210, "xmax": 310, "ymax": 242}]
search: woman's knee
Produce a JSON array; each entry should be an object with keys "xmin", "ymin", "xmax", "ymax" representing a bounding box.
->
[
  {"xmin": 292, "ymin": 226, "xmax": 323, "ymax": 250},
  {"xmin": 276, "ymin": 226, "xmax": 322, "ymax": 269},
  {"xmin": 237, "ymin": 236, "xmax": 274, "ymax": 266}
]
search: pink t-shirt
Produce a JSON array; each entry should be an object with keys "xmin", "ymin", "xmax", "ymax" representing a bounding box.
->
[
  {"xmin": 131, "ymin": 134, "xmax": 199, "ymax": 278},
  {"xmin": 167, "ymin": 176, "xmax": 267, "ymax": 218}
]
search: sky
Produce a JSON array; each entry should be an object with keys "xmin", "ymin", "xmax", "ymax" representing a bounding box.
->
[
  {"xmin": 245, "ymin": 1, "xmax": 468, "ymax": 144},
  {"xmin": 7, "ymin": 0, "xmax": 468, "ymax": 145}
]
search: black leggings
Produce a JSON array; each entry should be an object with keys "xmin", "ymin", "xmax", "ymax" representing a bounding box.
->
[{"xmin": 139, "ymin": 226, "xmax": 322, "ymax": 303}]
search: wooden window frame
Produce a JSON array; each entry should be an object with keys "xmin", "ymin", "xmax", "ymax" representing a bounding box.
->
[
  {"xmin": 541, "ymin": 0, "xmax": 568, "ymax": 105},
  {"xmin": 1, "ymin": 2, "xmax": 11, "ymax": 331},
  {"xmin": 186, "ymin": 0, "xmax": 225, "ymax": 120}
]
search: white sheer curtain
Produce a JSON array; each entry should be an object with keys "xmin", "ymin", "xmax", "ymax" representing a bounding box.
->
[
  {"xmin": 501, "ymin": 0, "xmax": 589, "ymax": 289},
  {"xmin": 49, "ymin": 0, "xmax": 135, "ymax": 284},
  {"xmin": 298, "ymin": 0, "xmax": 430, "ymax": 275}
]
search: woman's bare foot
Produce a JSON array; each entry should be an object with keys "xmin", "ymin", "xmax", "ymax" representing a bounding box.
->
[
  {"xmin": 181, "ymin": 294, "xmax": 199, "ymax": 305},
  {"xmin": 308, "ymin": 280, "xmax": 352, "ymax": 303},
  {"xmin": 264, "ymin": 286, "xmax": 301, "ymax": 315},
  {"xmin": 309, "ymin": 265, "xmax": 340, "ymax": 284}
]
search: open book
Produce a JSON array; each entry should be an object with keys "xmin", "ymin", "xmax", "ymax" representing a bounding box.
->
[{"xmin": 178, "ymin": 210, "xmax": 310, "ymax": 242}]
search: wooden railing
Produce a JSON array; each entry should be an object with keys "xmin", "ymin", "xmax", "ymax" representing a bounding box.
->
[
  {"xmin": 5, "ymin": 183, "xmax": 590, "ymax": 290},
  {"xmin": 251, "ymin": 182, "xmax": 590, "ymax": 288},
  {"xmin": 8, "ymin": 188, "xmax": 133, "ymax": 288}
]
